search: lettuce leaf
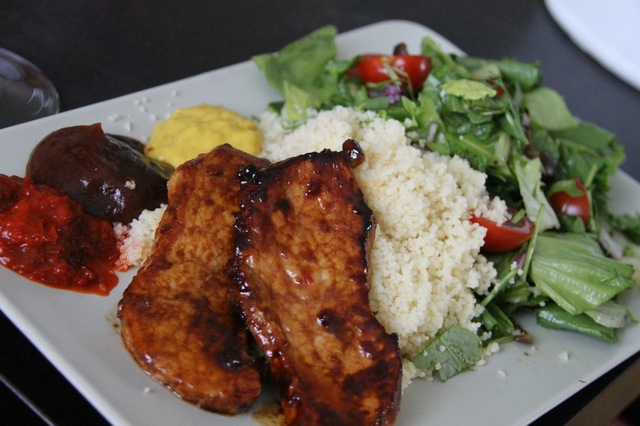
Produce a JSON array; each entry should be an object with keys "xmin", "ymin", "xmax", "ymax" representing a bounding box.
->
[
  {"xmin": 441, "ymin": 79, "xmax": 496, "ymax": 100},
  {"xmin": 531, "ymin": 232, "xmax": 635, "ymax": 315},
  {"xmin": 513, "ymin": 155, "xmax": 560, "ymax": 231},
  {"xmin": 585, "ymin": 300, "xmax": 634, "ymax": 329}
]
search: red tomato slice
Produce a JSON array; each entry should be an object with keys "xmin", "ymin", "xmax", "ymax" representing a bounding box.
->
[
  {"xmin": 350, "ymin": 54, "xmax": 432, "ymax": 89},
  {"xmin": 486, "ymin": 79, "xmax": 505, "ymax": 98},
  {"xmin": 471, "ymin": 211, "xmax": 535, "ymax": 253},
  {"xmin": 549, "ymin": 179, "xmax": 590, "ymax": 227}
]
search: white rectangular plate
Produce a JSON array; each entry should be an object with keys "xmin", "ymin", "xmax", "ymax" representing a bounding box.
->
[{"xmin": 0, "ymin": 20, "xmax": 639, "ymax": 426}]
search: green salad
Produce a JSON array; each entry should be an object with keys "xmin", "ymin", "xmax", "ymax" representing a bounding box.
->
[{"xmin": 253, "ymin": 26, "xmax": 639, "ymax": 380}]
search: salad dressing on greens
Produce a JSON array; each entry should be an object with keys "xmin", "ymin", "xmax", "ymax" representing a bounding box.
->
[{"xmin": 253, "ymin": 25, "xmax": 639, "ymax": 381}]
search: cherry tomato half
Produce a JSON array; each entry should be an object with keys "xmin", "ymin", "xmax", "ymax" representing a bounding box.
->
[
  {"xmin": 471, "ymin": 210, "xmax": 535, "ymax": 253},
  {"xmin": 350, "ymin": 54, "xmax": 432, "ymax": 89},
  {"xmin": 549, "ymin": 179, "xmax": 590, "ymax": 228}
]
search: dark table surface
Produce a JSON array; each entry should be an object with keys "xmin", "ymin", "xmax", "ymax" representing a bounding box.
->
[{"xmin": 2, "ymin": 0, "xmax": 640, "ymax": 424}]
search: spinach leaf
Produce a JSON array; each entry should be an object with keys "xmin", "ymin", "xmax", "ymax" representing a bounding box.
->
[
  {"xmin": 610, "ymin": 213, "xmax": 640, "ymax": 244},
  {"xmin": 552, "ymin": 121, "xmax": 624, "ymax": 203},
  {"xmin": 412, "ymin": 324, "xmax": 482, "ymax": 382},
  {"xmin": 455, "ymin": 56, "xmax": 542, "ymax": 90},
  {"xmin": 536, "ymin": 304, "xmax": 617, "ymax": 343},
  {"xmin": 420, "ymin": 38, "xmax": 470, "ymax": 80},
  {"xmin": 253, "ymin": 25, "xmax": 338, "ymax": 103},
  {"xmin": 524, "ymin": 87, "xmax": 577, "ymax": 131}
]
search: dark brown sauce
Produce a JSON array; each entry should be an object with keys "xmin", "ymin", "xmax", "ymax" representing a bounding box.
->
[{"xmin": 26, "ymin": 123, "xmax": 173, "ymax": 223}]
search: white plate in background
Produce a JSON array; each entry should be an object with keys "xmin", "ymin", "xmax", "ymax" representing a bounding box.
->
[
  {"xmin": 546, "ymin": 0, "xmax": 640, "ymax": 90},
  {"xmin": 0, "ymin": 20, "xmax": 639, "ymax": 426}
]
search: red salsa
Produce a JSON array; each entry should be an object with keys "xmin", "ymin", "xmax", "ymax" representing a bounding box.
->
[{"xmin": 0, "ymin": 174, "xmax": 119, "ymax": 295}]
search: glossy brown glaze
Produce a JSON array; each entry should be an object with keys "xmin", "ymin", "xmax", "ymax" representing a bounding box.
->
[
  {"xmin": 232, "ymin": 140, "xmax": 402, "ymax": 425},
  {"xmin": 118, "ymin": 144, "xmax": 268, "ymax": 413},
  {"xmin": 26, "ymin": 123, "xmax": 173, "ymax": 223}
]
